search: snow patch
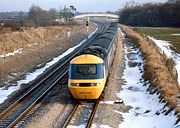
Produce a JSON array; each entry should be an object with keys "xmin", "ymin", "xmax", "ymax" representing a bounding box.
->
[
  {"xmin": 100, "ymin": 101, "xmax": 114, "ymax": 105},
  {"xmin": 118, "ymin": 28, "xmax": 126, "ymax": 38},
  {"xmin": 67, "ymin": 124, "xmax": 86, "ymax": 128},
  {"xmin": 172, "ymin": 33, "xmax": 180, "ymax": 36},
  {"xmin": 67, "ymin": 124, "xmax": 111, "ymax": 128},
  {"xmin": 116, "ymin": 110, "xmax": 176, "ymax": 128},
  {"xmin": 0, "ymin": 48, "xmax": 23, "ymax": 58},
  {"xmin": 88, "ymin": 23, "xmax": 98, "ymax": 38},
  {"xmin": 91, "ymin": 124, "xmax": 111, "ymax": 128}
]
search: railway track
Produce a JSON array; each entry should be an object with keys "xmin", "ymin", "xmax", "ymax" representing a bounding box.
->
[
  {"xmin": 0, "ymin": 22, "xmax": 107, "ymax": 128},
  {"xmin": 62, "ymin": 100, "xmax": 99, "ymax": 128}
]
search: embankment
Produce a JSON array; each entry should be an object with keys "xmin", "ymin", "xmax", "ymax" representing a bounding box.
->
[{"xmin": 121, "ymin": 25, "xmax": 180, "ymax": 122}]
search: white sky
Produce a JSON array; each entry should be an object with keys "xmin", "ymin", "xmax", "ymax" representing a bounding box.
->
[{"xmin": 0, "ymin": 0, "xmax": 167, "ymax": 12}]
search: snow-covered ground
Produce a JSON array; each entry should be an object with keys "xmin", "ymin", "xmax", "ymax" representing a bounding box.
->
[
  {"xmin": 148, "ymin": 36, "xmax": 180, "ymax": 85},
  {"xmin": 0, "ymin": 25, "xmax": 98, "ymax": 104},
  {"xmin": 117, "ymin": 41, "xmax": 178, "ymax": 128}
]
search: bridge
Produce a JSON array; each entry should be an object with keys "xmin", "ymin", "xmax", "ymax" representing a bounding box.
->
[{"xmin": 74, "ymin": 13, "xmax": 119, "ymax": 21}]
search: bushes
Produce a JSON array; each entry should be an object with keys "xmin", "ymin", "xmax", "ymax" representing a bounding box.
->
[{"xmin": 118, "ymin": 2, "xmax": 180, "ymax": 27}]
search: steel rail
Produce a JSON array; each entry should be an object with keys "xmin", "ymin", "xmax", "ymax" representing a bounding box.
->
[
  {"xmin": 86, "ymin": 100, "xmax": 99, "ymax": 128},
  {"xmin": 62, "ymin": 103, "xmax": 80, "ymax": 128}
]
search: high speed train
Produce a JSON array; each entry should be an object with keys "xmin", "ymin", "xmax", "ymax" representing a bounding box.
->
[{"xmin": 68, "ymin": 23, "xmax": 118, "ymax": 99}]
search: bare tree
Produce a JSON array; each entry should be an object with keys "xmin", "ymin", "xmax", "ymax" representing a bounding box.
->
[
  {"xmin": 28, "ymin": 5, "xmax": 58, "ymax": 27},
  {"xmin": 28, "ymin": 5, "xmax": 42, "ymax": 27},
  {"xmin": 59, "ymin": 6, "xmax": 74, "ymax": 23},
  {"xmin": 49, "ymin": 8, "xmax": 58, "ymax": 20}
]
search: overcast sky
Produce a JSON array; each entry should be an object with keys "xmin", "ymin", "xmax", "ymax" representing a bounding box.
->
[{"xmin": 0, "ymin": 0, "xmax": 167, "ymax": 12}]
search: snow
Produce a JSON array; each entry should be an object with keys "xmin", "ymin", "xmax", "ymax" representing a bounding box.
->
[
  {"xmin": 67, "ymin": 124, "xmax": 86, "ymax": 128},
  {"xmin": 148, "ymin": 36, "xmax": 180, "ymax": 85},
  {"xmin": 131, "ymin": 27, "xmax": 172, "ymax": 29},
  {"xmin": 116, "ymin": 110, "xmax": 177, "ymax": 128},
  {"xmin": 100, "ymin": 101, "xmax": 115, "ymax": 105},
  {"xmin": 28, "ymin": 43, "xmax": 38, "ymax": 47},
  {"xmin": 117, "ymin": 40, "xmax": 178, "ymax": 128},
  {"xmin": 0, "ymin": 86, "xmax": 20, "ymax": 104},
  {"xmin": 172, "ymin": 33, "xmax": 180, "ymax": 36},
  {"xmin": 91, "ymin": 124, "xmax": 111, "ymax": 128},
  {"xmin": 88, "ymin": 23, "xmax": 98, "ymax": 38},
  {"xmin": 118, "ymin": 28, "xmax": 126, "ymax": 38},
  {"xmin": 0, "ymin": 25, "xmax": 99, "ymax": 104},
  {"xmin": 0, "ymin": 48, "xmax": 23, "ymax": 58},
  {"xmin": 68, "ymin": 124, "xmax": 111, "ymax": 128}
]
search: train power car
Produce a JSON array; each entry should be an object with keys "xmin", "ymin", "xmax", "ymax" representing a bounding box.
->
[{"xmin": 68, "ymin": 23, "xmax": 118, "ymax": 99}]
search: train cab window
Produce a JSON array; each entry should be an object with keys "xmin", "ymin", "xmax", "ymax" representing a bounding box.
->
[
  {"xmin": 76, "ymin": 64, "xmax": 96, "ymax": 75},
  {"xmin": 70, "ymin": 64, "xmax": 104, "ymax": 79}
]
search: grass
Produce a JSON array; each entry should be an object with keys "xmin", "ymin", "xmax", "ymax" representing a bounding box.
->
[{"xmin": 134, "ymin": 27, "xmax": 180, "ymax": 54}]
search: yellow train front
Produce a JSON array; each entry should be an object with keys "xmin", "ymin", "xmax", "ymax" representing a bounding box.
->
[
  {"xmin": 68, "ymin": 54, "xmax": 106, "ymax": 99},
  {"xmin": 68, "ymin": 23, "xmax": 118, "ymax": 99}
]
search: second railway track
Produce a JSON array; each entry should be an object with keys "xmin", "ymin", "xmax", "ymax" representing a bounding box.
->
[{"xmin": 0, "ymin": 22, "xmax": 107, "ymax": 128}]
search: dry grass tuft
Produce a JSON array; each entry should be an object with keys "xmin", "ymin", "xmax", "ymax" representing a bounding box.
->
[{"xmin": 121, "ymin": 25, "xmax": 180, "ymax": 116}]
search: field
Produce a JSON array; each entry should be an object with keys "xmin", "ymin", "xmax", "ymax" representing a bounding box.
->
[{"xmin": 134, "ymin": 27, "xmax": 180, "ymax": 54}]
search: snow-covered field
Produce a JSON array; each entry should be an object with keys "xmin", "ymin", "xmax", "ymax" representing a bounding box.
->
[
  {"xmin": 148, "ymin": 36, "xmax": 180, "ymax": 85},
  {"xmin": 0, "ymin": 25, "xmax": 98, "ymax": 104},
  {"xmin": 117, "ymin": 41, "xmax": 178, "ymax": 128}
]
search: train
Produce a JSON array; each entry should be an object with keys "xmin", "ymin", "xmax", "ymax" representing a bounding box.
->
[{"xmin": 68, "ymin": 23, "xmax": 118, "ymax": 99}]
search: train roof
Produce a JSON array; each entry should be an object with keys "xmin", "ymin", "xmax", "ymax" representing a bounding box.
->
[
  {"xmin": 70, "ymin": 54, "xmax": 103, "ymax": 64},
  {"xmin": 91, "ymin": 38, "xmax": 112, "ymax": 50},
  {"xmin": 75, "ymin": 23, "xmax": 118, "ymax": 61},
  {"xmin": 81, "ymin": 45, "xmax": 108, "ymax": 59},
  {"xmin": 98, "ymin": 32, "xmax": 114, "ymax": 40}
]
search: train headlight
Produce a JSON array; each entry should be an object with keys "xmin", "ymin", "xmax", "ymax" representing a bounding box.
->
[
  {"xmin": 70, "ymin": 83, "xmax": 79, "ymax": 86},
  {"xmin": 90, "ymin": 83, "xmax": 100, "ymax": 86}
]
